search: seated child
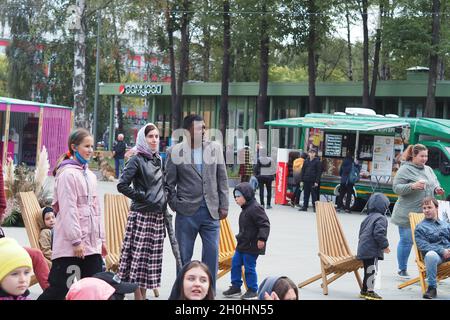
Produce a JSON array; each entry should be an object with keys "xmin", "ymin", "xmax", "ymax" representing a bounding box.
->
[
  {"xmin": 0, "ymin": 237, "xmax": 33, "ymax": 300},
  {"xmin": 39, "ymin": 207, "xmax": 55, "ymax": 261},
  {"xmin": 66, "ymin": 271, "xmax": 138, "ymax": 300}
]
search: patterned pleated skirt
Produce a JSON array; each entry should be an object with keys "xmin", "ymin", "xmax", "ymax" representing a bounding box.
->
[{"xmin": 118, "ymin": 210, "xmax": 164, "ymax": 289}]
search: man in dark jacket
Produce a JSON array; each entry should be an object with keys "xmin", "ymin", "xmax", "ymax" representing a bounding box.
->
[
  {"xmin": 299, "ymin": 148, "xmax": 322, "ymax": 212},
  {"xmin": 222, "ymin": 182, "xmax": 270, "ymax": 300},
  {"xmin": 254, "ymin": 141, "xmax": 275, "ymax": 209},
  {"xmin": 337, "ymin": 151, "xmax": 358, "ymax": 213},
  {"xmin": 357, "ymin": 193, "xmax": 390, "ymax": 300},
  {"xmin": 112, "ymin": 133, "xmax": 127, "ymax": 178}
]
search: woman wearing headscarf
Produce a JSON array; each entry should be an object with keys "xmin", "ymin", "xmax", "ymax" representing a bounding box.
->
[{"xmin": 117, "ymin": 123, "xmax": 167, "ymax": 300}]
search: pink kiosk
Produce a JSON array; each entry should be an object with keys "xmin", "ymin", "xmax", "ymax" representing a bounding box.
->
[{"xmin": 0, "ymin": 97, "xmax": 73, "ymax": 171}]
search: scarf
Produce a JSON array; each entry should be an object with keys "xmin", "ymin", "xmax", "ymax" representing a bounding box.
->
[{"xmin": 136, "ymin": 123, "xmax": 159, "ymax": 159}]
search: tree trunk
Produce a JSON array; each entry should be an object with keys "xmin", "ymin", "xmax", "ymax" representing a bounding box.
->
[
  {"xmin": 425, "ymin": 0, "xmax": 440, "ymax": 118},
  {"xmin": 220, "ymin": 0, "xmax": 230, "ymax": 139},
  {"xmin": 202, "ymin": 0, "xmax": 211, "ymax": 81},
  {"xmin": 438, "ymin": 57, "xmax": 444, "ymax": 80},
  {"xmin": 345, "ymin": 3, "xmax": 353, "ymax": 81},
  {"xmin": 257, "ymin": 5, "xmax": 269, "ymax": 130},
  {"xmin": 165, "ymin": 6, "xmax": 177, "ymax": 129},
  {"xmin": 111, "ymin": 7, "xmax": 123, "ymax": 134},
  {"xmin": 362, "ymin": 0, "xmax": 370, "ymax": 109},
  {"xmin": 73, "ymin": 0, "xmax": 88, "ymax": 129},
  {"xmin": 174, "ymin": 0, "xmax": 190, "ymax": 129},
  {"xmin": 307, "ymin": 0, "xmax": 317, "ymax": 113},
  {"xmin": 381, "ymin": 49, "xmax": 391, "ymax": 80},
  {"xmin": 370, "ymin": 4, "xmax": 383, "ymax": 109},
  {"xmin": 381, "ymin": 2, "xmax": 392, "ymax": 81}
]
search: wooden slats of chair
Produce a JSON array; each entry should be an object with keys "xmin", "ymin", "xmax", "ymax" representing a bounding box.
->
[
  {"xmin": 217, "ymin": 217, "xmax": 247, "ymax": 288},
  {"xmin": 299, "ymin": 201, "xmax": 363, "ymax": 295},
  {"xmin": 398, "ymin": 212, "xmax": 450, "ymax": 293},
  {"xmin": 217, "ymin": 217, "xmax": 236, "ymax": 277},
  {"xmin": 104, "ymin": 194, "xmax": 130, "ymax": 272},
  {"xmin": 18, "ymin": 191, "xmax": 52, "ymax": 287}
]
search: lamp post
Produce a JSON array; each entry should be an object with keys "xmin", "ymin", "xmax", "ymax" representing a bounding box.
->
[{"xmin": 93, "ymin": 9, "xmax": 101, "ymax": 147}]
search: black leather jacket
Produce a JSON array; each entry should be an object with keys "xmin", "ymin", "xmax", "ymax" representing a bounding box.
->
[{"xmin": 117, "ymin": 153, "xmax": 167, "ymax": 213}]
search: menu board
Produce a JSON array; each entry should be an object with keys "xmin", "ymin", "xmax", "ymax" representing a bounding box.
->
[
  {"xmin": 324, "ymin": 134, "xmax": 342, "ymax": 157},
  {"xmin": 372, "ymin": 136, "xmax": 394, "ymax": 176}
]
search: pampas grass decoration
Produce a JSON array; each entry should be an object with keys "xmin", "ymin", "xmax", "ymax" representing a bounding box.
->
[
  {"xmin": 34, "ymin": 146, "xmax": 50, "ymax": 195},
  {"xmin": 4, "ymin": 158, "xmax": 15, "ymax": 198}
]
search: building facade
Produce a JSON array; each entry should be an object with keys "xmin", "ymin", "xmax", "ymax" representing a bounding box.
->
[{"xmin": 100, "ymin": 69, "xmax": 450, "ymax": 150}]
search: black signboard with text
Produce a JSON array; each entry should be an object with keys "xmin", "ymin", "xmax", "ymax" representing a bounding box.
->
[{"xmin": 324, "ymin": 133, "xmax": 343, "ymax": 157}]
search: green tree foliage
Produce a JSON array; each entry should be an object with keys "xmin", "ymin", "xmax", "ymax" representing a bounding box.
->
[
  {"xmin": 5, "ymin": 0, "xmax": 40, "ymax": 100},
  {"xmin": 0, "ymin": 56, "xmax": 8, "ymax": 96},
  {"xmin": 2, "ymin": 0, "xmax": 450, "ymax": 119}
]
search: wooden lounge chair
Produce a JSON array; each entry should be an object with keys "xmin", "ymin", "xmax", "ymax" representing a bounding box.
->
[
  {"xmin": 398, "ymin": 212, "xmax": 450, "ymax": 293},
  {"xmin": 217, "ymin": 217, "xmax": 237, "ymax": 280},
  {"xmin": 18, "ymin": 191, "xmax": 52, "ymax": 287},
  {"xmin": 298, "ymin": 201, "xmax": 363, "ymax": 295},
  {"xmin": 217, "ymin": 217, "xmax": 246, "ymax": 288},
  {"xmin": 104, "ymin": 193, "xmax": 159, "ymax": 297},
  {"xmin": 104, "ymin": 193, "xmax": 129, "ymax": 273}
]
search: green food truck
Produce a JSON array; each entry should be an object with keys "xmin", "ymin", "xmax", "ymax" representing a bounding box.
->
[{"xmin": 265, "ymin": 109, "xmax": 450, "ymax": 210}]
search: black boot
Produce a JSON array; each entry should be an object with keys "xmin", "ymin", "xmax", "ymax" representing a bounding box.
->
[{"xmin": 423, "ymin": 286, "xmax": 437, "ymax": 299}]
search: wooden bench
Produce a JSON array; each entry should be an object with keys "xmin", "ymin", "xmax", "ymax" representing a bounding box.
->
[
  {"xmin": 298, "ymin": 201, "xmax": 363, "ymax": 295},
  {"xmin": 104, "ymin": 193, "xmax": 159, "ymax": 297},
  {"xmin": 18, "ymin": 191, "xmax": 52, "ymax": 287},
  {"xmin": 398, "ymin": 212, "xmax": 450, "ymax": 293}
]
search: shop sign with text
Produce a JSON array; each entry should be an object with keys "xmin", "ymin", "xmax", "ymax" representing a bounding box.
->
[{"xmin": 119, "ymin": 84, "xmax": 163, "ymax": 96}]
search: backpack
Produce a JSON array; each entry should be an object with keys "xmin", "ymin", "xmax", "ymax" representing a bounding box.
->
[
  {"xmin": 348, "ymin": 163, "xmax": 361, "ymax": 184},
  {"xmin": 259, "ymin": 156, "xmax": 272, "ymax": 168},
  {"xmin": 293, "ymin": 158, "xmax": 304, "ymax": 174}
]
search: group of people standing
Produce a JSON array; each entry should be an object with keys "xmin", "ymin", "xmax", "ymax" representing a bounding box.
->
[
  {"xmin": 35, "ymin": 114, "xmax": 230, "ymax": 300},
  {"xmin": 1, "ymin": 114, "xmax": 449, "ymax": 300},
  {"xmin": 288, "ymin": 148, "xmax": 322, "ymax": 212},
  {"xmin": 355, "ymin": 143, "xmax": 449, "ymax": 300},
  {"xmin": 238, "ymin": 141, "xmax": 275, "ymax": 209}
]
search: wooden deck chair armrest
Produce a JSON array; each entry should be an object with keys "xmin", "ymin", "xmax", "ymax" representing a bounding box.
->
[{"xmin": 318, "ymin": 253, "xmax": 334, "ymax": 267}]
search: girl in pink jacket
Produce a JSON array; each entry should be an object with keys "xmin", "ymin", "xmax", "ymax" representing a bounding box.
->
[{"xmin": 38, "ymin": 128, "xmax": 107, "ymax": 300}]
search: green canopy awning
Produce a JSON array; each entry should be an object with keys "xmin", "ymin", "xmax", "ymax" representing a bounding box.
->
[{"xmin": 265, "ymin": 117, "xmax": 409, "ymax": 132}]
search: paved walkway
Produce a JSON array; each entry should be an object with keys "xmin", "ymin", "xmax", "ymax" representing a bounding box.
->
[{"xmin": 4, "ymin": 179, "xmax": 449, "ymax": 300}]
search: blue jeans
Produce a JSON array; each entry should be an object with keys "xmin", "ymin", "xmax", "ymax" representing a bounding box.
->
[
  {"xmin": 175, "ymin": 205, "xmax": 220, "ymax": 291},
  {"xmin": 231, "ymin": 250, "xmax": 258, "ymax": 292},
  {"xmin": 115, "ymin": 158, "xmax": 125, "ymax": 178},
  {"xmin": 424, "ymin": 251, "xmax": 449, "ymax": 288},
  {"xmin": 397, "ymin": 226, "xmax": 413, "ymax": 271}
]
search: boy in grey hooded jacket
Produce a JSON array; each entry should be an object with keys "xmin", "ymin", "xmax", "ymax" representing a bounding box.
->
[{"xmin": 357, "ymin": 193, "xmax": 391, "ymax": 300}]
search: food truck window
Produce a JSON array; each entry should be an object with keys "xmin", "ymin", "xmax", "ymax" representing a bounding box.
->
[
  {"xmin": 427, "ymin": 147, "xmax": 442, "ymax": 170},
  {"xmin": 324, "ymin": 133, "xmax": 355, "ymax": 158},
  {"xmin": 357, "ymin": 134, "xmax": 374, "ymax": 160}
]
